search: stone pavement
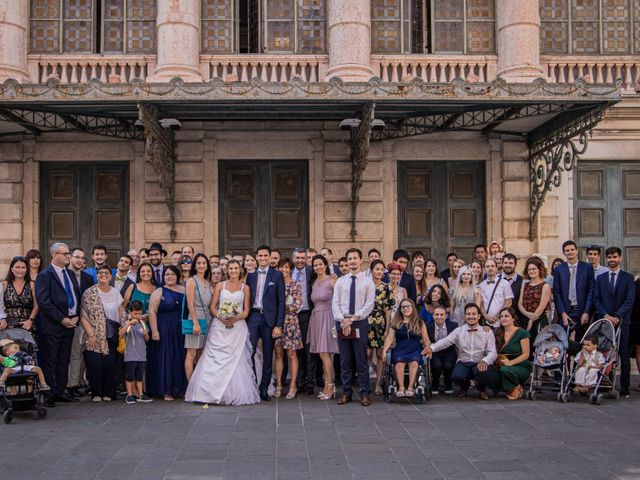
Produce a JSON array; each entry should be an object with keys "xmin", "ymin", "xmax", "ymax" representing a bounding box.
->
[{"xmin": 2, "ymin": 384, "xmax": 640, "ymax": 480}]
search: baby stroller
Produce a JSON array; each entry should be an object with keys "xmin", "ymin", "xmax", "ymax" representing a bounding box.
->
[
  {"xmin": 526, "ymin": 324, "xmax": 571, "ymax": 402},
  {"xmin": 565, "ymin": 318, "xmax": 620, "ymax": 405},
  {"xmin": 0, "ymin": 329, "xmax": 48, "ymax": 423},
  {"xmin": 381, "ymin": 350, "xmax": 431, "ymax": 403}
]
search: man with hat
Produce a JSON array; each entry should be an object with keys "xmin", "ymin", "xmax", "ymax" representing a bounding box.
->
[{"xmin": 147, "ymin": 242, "xmax": 168, "ymax": 287}]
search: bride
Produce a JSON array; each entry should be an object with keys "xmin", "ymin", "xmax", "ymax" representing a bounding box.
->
[{"xmin": 185, "ymin": 259, "xmax": 259, "ymax": 405}]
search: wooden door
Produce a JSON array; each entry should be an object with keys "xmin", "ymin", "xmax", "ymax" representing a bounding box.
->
[
  {"xmin": 574, "ymin": 162, "xmax": 640, "ymax": 272},
  {"xmin": 219, "ymin": 160, "xmax": 309, "ymax": 256},
  {"xmin": 40, "ymin": 163, "xmax": 129, "ymax": 264},
  {"xmin": 398, "ymin": 161, "xmax": 485, "ymax": 265}
]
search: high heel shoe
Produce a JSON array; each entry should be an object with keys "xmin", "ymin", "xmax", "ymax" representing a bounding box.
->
[
  {"xmin": 274, "ymin": 387, "xmax": 282, "ymax": 398},
  {"xmin": 286, "ymin": 387, "xmax": 297, "ymax": 399},
  {"xmin": 319, "ymin": 383, "xmax": 336, "ymax": 400}
]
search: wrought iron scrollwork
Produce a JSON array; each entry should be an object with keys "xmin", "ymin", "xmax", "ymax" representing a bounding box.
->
[
  {"xmin": 138, "ymin": 103, "xmax": 177, "ymax": 242},
  {"xmin": 350, "ymin": 102, "xmax": 375, "ymax": 241}
]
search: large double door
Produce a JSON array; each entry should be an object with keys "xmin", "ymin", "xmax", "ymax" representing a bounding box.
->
[
  {"xmin": 397, "ymin": 161, "xmax": 485, "ymax": 265},
  {"xmin": 574, "ymin": 161, "xmax": 640, "ymax": 272},
  {"xmin": 40, "ymin": 163, "xmax": 129, "ymax": 263},
  {"xmin": 219, "ymin": 160, "xmax": 309, "ymax": 256}
]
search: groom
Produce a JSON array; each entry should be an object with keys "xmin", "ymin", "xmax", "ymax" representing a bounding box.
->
[{"xmin": 247, "ymin": 245, "xmax": 286, "ymax": 401}]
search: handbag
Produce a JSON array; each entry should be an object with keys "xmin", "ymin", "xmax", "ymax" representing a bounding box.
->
[
  {"xmin": 181, "ymin": 280, "xmax": 209, "ymax": 335},
  {"xmin": 105, "ymin": 318, "xmax": 120, "ymax": 340}
]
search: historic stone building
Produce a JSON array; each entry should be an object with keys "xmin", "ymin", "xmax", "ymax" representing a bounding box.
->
[{"xmin": 0, "ymin": 0, "xmax": 638, "ymax": 275}]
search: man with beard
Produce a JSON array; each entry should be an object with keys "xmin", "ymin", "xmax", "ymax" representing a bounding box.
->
[
  {"xmin": 147, "ymin": 243, "xmax": 168, "ymax": 287},
  {"xmin": 501, "ymin": 253, "xmax": 523, "ymax": 326},
  {"xmin": 292, "ymin": 248, "xmax": 316, "ymax": 395},
  {"xmin": 84, "ymin": 244, "xmax": 114, "ymax": 283}
]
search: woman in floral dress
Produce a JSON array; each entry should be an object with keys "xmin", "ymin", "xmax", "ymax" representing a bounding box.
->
[
  {"xmin": 274, "ymin": 258, "xmax": 303, "ymax": 399},
  {"xmin": 368, "ymin": 259, "xmax": 395, "ymax": 394}
]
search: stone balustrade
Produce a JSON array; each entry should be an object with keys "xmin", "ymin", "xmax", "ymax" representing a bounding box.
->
[
  {"xmin": 542, "ymin": 56, "xmax": 639, "ymax": 93},
  {"xmin": 199, "ymin": 55, "xmax": 329, "ymax": 83},
  {"xmin": 371, "ymin": 55, "xmax": 499, "ymax": 83},
  {"xmin": 27, "ymin": 55, "xmax": 156, "ymax": 84}
]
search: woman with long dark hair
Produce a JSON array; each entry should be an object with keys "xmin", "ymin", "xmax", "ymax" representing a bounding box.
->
[
  {"xmin": 184, "ymin": 253, "xmax": 213, "ymax": 381},
  {"xmin": 2, "ymin": 256, "xmax": 38, "ymax": 330},
  {"xmin": 493, "ymin": 307, "xmax": 531, "ymax": 400}
]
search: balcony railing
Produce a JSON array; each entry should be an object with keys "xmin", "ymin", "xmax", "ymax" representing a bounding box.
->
[
  {"xmin": 371, "ymin": 55, "xmax": 498, "ymax": 83},
  {"xmin": 27, "ymin": 54, "xmax": 156, "ymax": 84},
  {"xmin": 541, "ymin": 56, "xmax": 639, "ymax": 93},
  {"xmin": 199, "ymin": 55, "xmax": 329, "ymax": 83}
]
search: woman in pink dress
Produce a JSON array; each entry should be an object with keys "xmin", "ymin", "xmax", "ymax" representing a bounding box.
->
[{"xmin": 307, "ymin": 255, "xmax": 338, "ymax": 400}]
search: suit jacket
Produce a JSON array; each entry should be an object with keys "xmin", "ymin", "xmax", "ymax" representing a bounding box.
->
[
  {"xmin": 70, "ymin": 270, "xmax": 95, "ymax": 297},
  {"xmin": 426, "ymin": 319, "xmax": 458, "ymax": 357},
  {"xmin": 400, "ymin": 271, "xmax": 417, "ymax": 303},
  {"xmin": 552, "ymin": 261, "xmax": 594, "ymax": 317},
  {"xmin": 247, "ymin": 267, "xmax": 286, "ymax": 328},
  {"xmin": 593, "ymin": 270, "xmax": 636, "ymax": 327},
  {"xmin": 331, "ymin": 264, "xmax": 341, "ymax": 278},
  {"xmin": 293, "ymin": 265, "xmax": 314, "ymax": 312},
  {"xmin": 110, "ymin": 275, "xmax": 134, "ymax": 298},
  {"xmin": 35, "ymin": 265, "xmax": 81, "ymax": 336},
  {"xmin": 151, "ymin": 265, "xmax": 167, "ymax": 287}
]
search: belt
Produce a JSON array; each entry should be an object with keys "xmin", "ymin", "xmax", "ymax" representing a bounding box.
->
[
  {"xmin": 251, "ymin": 308, "xmax": 264, "ymax": 314},
  {"xmin": 569, "ymin": 305, "xmax": 579, "ymax": 311}
]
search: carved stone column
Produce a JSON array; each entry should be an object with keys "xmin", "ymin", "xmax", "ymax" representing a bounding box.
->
[
  {"xmin": 148, "ymin": 0, "xmax": 202, "ymax": 82},
  {"xmin": 496, "ymin": 0, "xmax": 544, "ymax": 82},
  {"xmin": 326, "ymin": 0, "xmax": 372, "ymax": 81},
  {"xmin": 0, "ymin": 0, "xmax": 29, "ymax": 82}
]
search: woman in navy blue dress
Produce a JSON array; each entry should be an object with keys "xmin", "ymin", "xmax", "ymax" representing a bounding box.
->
[
  {"xmin": 382, "ymin": 298, "xmax": 430, "ymax": 398},
  {"xmin": 146, "ymin": 266, "xmax": 187, "ymax": 400}
]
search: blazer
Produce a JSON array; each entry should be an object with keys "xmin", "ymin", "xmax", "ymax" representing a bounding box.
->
[
  {"xmin": 110, "ymin": 275, "xmax": 134, "ymax": 298},
  {"xmin": 426, "ymin": 319, "xmax": 458, "ymax": 357},
  {"xmin": 552, "ymin": 261, "xmax": 594, "ymax": 317},
  {"xmin": 35, "ymin": 265, "xmax": 81, "ymax": 336},
  {"xmin": 247, "ymin": 267, "xmax": 286, "ymax": 329},
  {"xmin": 331, "ymin": 264, "xmax": 342, "ymax": 278},
  {"xmin": 593, "ymin": 270, "xmax": 636, "ymax": 327},
  {"xmin": 292, "ymin": 265, "xmax": 314, "ymax": 312},
  {"xmin": 76, "ymin": 270, "xmax": 95, "ymax": 296},
  {"xmin": 400, "ymin": 271, "xmax": 418, "ymax": 304}
]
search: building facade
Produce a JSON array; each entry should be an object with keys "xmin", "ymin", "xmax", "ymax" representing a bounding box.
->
[{"xmin": 0, "ymin": 0, "xmax": 638, "ymax": 274}]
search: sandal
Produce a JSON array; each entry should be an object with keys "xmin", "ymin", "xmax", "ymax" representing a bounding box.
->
[
  {"xmin": 274, "ymin": 387, "xmax": 282, "ymax": 398},
  {"xmin": 406, "ymin": 388, "xmax": 415, "ymax": 397},
  {"xmin": 375, "ymin": 386, "xmax": 383, "ymax": 395},
  {"xmin": 286, "ymin": 388, "xmax": 297, "ymax": 400},
  {"xmin": 396, "ymin": 390, "xmax": 405, "ymax": 398},
  {"xmin": 163, "ymin": 395, "xmax": 174, "ymax": 401}
]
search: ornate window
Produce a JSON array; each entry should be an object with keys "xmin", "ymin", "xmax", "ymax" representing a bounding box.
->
[
  {"xmin": 371, "ymin": 0, "xmax": 495, "ymax": 54},
  {"xmin": 30, "ymin": 0, "xmax": 157, "ymax": 54},
  {"xmin": 201, "ymin": 0, "xmax": 326, "ymax": 54},
  {"xmin": 540, "ymin": 0, "xmax": 639, "ymax": 54}
]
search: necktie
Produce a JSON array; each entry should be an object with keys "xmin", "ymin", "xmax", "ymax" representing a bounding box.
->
[
  {"xmin": 62, "ymin": 269, "xmax": 75, "ymax": 311},
  {"xmin": 348, "ymin": 275, "xmax": 356, "ymax": 315},
  {"xmin": 610, "ymin": 272, "xmax": 616, "ymax": 294},
  {"xmin": 155, "ymin": 268, "xmax": 162, "ymax": 285},
  {"xmin": 568, "ymin": 264, "xmax": 577, "ymax": 305}
]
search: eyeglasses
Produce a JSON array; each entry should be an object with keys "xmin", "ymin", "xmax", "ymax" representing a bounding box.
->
[
  {"xmin": 181, "ymin": 259, "xmax": 192, "ymax": 265},
  {"xmin": 56, "ymin": 251, "xmax": 71, "ymax": 257},
  {"xmin": 97, "ymin": 271, "xmax": 111, "ymax": 276},
  {"xmin": 400, "ymin": 304, "xmax": 413, "ymax": 310}
]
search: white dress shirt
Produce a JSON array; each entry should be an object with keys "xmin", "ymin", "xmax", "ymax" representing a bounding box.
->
[
  {"xmin": 253, "ymin": 268, "xmax": 269, "ymax": 309},
  {"xmin": 478, "ymin": 276, "xmax": 514, "ymax": 324},
  {"xmin": 430, "ymin": 324, "xmax": 497, "ymax": 365},
  {"xmin": 594, "ymin": 265, "xmax": 608, "ymax": 278},
  {"xmin": 331, "ymin": 270, "xmax": 376, "ymax": 322},
  {"xmin": 52, "ymin": 264, "xmax": 78, "ymax": 316}
]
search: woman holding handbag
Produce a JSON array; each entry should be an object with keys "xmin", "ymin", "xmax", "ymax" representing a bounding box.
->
[
  {"xmin": 146, "ymin": 265, "xmax": 187, "ymax": 400},
  {"xmin": 183, "ymin": 254, "xmax": 213, "ymax": 381}
]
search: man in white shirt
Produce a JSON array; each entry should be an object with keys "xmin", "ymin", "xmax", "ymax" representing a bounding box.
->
[
  {"xmin": 332, "ymin": 248, "xmax": 376, "ymax": 406},
  {"xmin": 476, "ymin": 259, "xmax": 513, "ymax": 328},
  {"xmin": 426, "ymin": 303, "xmax": 499, "ymax": 400},
  {"xmin": 586, "ymin": 245, "xmax": 609, "ymax": 278}
]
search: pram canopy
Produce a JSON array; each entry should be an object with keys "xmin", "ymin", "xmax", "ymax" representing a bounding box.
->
[
  {"xmin": 533, "ymin": 324, "xmax": 569, "ymax": 349},
  {"xmin": 581, "ymin": 318, "xmax": 617, "ymax": 352},
  {"xmin": 0, "ymin": 329, "xmax": 37, "ymax": 348}
]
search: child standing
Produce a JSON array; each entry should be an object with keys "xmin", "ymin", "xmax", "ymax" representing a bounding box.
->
[
  {"xmin": 573, "ymin": 336, "xmax": 605, "ymax": 394},
  {"xmin": 119, "ymin": 300, "xmax": 152, "ymax": 404}
]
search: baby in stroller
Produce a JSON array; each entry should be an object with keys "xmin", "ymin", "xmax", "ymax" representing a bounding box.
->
[
  {"xmin": 0, "ymin": 339, "xmax": 50, "ymax": 392},
  {"xmin": 573, "ymin": 335, "xmax": 604, "ymax": 394},
  {"xmin": 536, "ymin": 345, "xmax": 562, "ymax": 367}
]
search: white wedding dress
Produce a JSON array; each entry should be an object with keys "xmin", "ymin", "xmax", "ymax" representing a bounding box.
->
[{"xmin": 185, "ymin": 284, "xmax": 260, "ymax": 405}]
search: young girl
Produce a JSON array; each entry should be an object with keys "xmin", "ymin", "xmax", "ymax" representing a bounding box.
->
[
  {"xmin": 573, "ymin": 336, "xmax": 604, "ymax": 394},
  {"xmin": 382, "ymin": 299, "xmax": 430, "ymax": 398}
]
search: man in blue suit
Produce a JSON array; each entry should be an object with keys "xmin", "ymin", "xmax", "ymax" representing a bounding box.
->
[
  {"xmin": 35, "ymin": 242, "xmax": 82, "ymax": 406},
  {"xmin": 552, "ymin": 240, "xmax": 595, "ymax": 340},
  {"xmin": 247, "ymin": 245, "xmax": 285, "ymax": 401},
  {"xmin": 593, "ymin": 246, "xmax": 636, "ymax": 397},
  {"xmin": 426, "ymin": 306, "xmax": 458, "ymax": 394}
]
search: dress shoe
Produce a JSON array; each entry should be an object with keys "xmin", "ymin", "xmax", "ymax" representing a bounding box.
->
[
  {"xmin": 360, "ymin": 394, "xmax": 371, "ymax": 406},
  {"xmin": 259, "ymin": 390, "xmax": 271, "ymax": 401},
  {"xmin": 304, "ymin": 386, "xmax": 315, "ymax": 396},
  {"xmin": 620, "ymin": 388, "xmax": 630, "ymax": 398},
  {"xmin": 479, "ymin": 388, "xmax": 489, "ymax": 400},
  {"xmin": 337, "ymin": 393, "xmax": 352, "ymax": 405},
  {"xmin": 67, "ymin": 387, "xmax": 83, "ymax": 398},
  {"xmin": 56, "ymin": 394, "xmax": 80, "ymax": 403}
]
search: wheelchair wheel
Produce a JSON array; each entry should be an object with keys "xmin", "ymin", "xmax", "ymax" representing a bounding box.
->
[{"xmin": 3, "ymin": 408, "xmax": 13, "ymax": 424}]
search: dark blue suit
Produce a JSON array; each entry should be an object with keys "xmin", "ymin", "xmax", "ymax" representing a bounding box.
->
[
  {"xmin": 35, "ymin": 265, "xmax": 81, "ymax": 397},
  {"xmin": 593, "ymin": 269, "xmax": 636, "ymax": 391},
  {"xmin": 552, "ymin": 261, "xmax": 594, "ymax": 334},
  {"xmin": 247, "ymin": 267, "xmax": 286, "ymax": 393},
  {"xmin": 426, "ymin": 320, "xmax": 458, "ymax": 391}
]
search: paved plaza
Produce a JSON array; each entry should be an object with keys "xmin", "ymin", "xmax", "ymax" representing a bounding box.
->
[{"xmin": 3, "ymin": 380, "xmax": 640, "ymax": 480}]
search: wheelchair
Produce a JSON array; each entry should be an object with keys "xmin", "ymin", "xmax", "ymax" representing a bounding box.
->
[{"xmin": 380, "ymin": 350, "xmax": 431, "ymax": 404}]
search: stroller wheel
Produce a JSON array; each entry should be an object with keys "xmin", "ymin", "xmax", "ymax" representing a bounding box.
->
[
  {"xmin": 528, "ymin": 390, "xmax": 537, "ymax": 401},
  {"xmin": 596, "ymin": 393, "xmax": 604, "ymax": 405},
  {"xmin": 589, "ymin": 393, "xmax": 597, "ymax": 404},
  {"xmin": 561, "ymin": 392, "xmax": 570, "ymax": 403},
  {"xmin": 609, "ymin": 390, "xmax": 620, "ymax": 400},
  {"xmin": 3, "ymin": 408, "xmax": 13, "ymax": 424},
  {"xmin": 36, "ymin": 406, "xmax": 48, "ymax": 419}
]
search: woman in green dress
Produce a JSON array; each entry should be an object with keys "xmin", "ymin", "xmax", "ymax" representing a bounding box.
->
[
  {"xmin": 494, "ymin": 307, "xmax": 532, "ymax": 400},
  {"xmin": 368, "ymin": 259, "xmax": 395, "ymax": 395}
]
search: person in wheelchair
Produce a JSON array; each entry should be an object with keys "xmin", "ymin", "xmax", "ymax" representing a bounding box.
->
[{"xmin": 382, "ymin": 298, "xmax": 430, "ymax": 397}]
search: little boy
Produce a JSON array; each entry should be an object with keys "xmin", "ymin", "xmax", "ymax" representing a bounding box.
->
[
  {"xmin": 119, "ymin": 300, "xmax": 152, "ymax": 404},
  {"xmin": 573, "ymin": 336, "xmax": 604, "ymax": 394},
  {"xmin": 0, "ymin": 339, "xmax": 50, "ymax": 391}
]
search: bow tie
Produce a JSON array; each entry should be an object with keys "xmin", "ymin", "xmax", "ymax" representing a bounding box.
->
[
  {"xmin": 486, "ymin": 280, "xmax": 495, "ymax": 284},
  {"xmin": 258, "ymin": 270, "xmax": 267, "ymax": 275},
  {"xmin": 468, "ymin": 328, "xmax": 478, "ymax": 332}
]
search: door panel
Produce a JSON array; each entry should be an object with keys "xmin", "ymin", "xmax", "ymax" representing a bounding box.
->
[
  {"xmin": 41, "ymin": 163, "xmax": 129, "ymax": 264},
  {"xmin": 219, "ymin": 160, "xmax": 308, "ymax": 256},
  {"xmin": 575, "ymin": 162, "xmax": 640, "ymax": 272},
  {"xmin": 398, "ymin": 161, "xmax": 485, "ymax": 266}
]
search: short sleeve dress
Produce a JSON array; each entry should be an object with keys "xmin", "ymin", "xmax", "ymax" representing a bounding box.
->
[
  {"xmin": 368, "ymin": 282, "xmax": 395, "ymax": 349},
  {"xmin": 391, "ymin": 323, "xmax": 425, "ymax": 365}
]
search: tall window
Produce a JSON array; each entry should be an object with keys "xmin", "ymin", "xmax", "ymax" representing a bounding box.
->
[
  {"xmin": 540, "ymin": 0, "xmax": 640, "ymax": 54},
  {"xmin": 201, "ymin": 0, "xmax": 327, "ymax": 54},
  {"xmin": 29, "ymin": 0, "xmax": 157, "ymax": 54},
  {"xmin": 370, "ymin": 0, "xmax": 496, "ymax": 54}
]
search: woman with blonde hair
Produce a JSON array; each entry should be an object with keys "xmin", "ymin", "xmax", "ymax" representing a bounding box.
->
[{"xmin": 450, "ymin": 266, "xmax": 477, "ymax": 326}]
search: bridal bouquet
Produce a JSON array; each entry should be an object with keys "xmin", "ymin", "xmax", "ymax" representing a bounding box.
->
[{"xmin": 218, "ymin": 300, "xmax": 240, "ymax": 329}]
